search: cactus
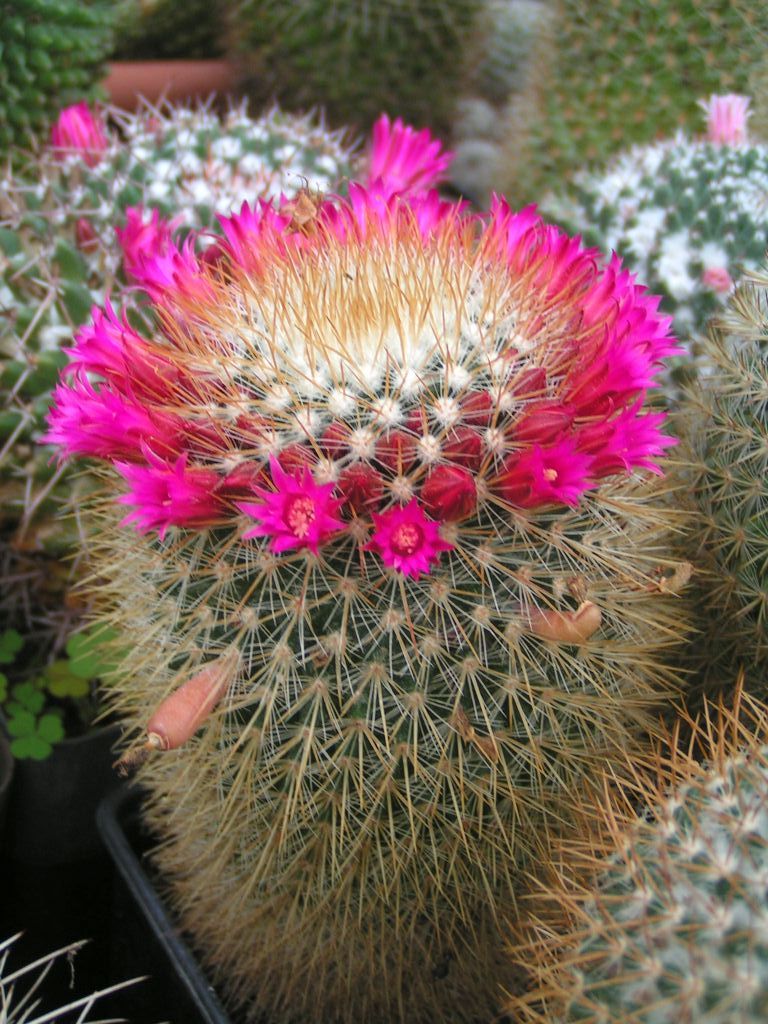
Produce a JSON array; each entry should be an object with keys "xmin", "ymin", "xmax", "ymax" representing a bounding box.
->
[
  {"xmin": 0, "ymin": 99, "xmax": 358, "ymax": 639},
  {"xmin": 508, "ymin": 688, "xmax": 768, "ymax": 1024},
  {"xmin": 0, "ymin": 0, "xmax": 115, "ymax": 153},
  {"xmin": 540, "ymin": 95, "xmax": 768, "ymax": 378},
  {"xmin": 680, "ymin": 261, "xmax": 768, "ymax": 689},
  {"xmin": 225, "ymin": 0, "xmax": 483, "ymax": 136},
  {"xmin": 501, "ymin": 0, "xmax": 768, "ymax": 204},
  {"xmin": 44, "ymin": 179, "xmax": 692, "ymax": 1021},
  {"xmin": 112, "ymin": 0, "xmax": 226, "ymax": 60}
]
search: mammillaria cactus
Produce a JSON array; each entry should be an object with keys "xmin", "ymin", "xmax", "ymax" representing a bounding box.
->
[
  {"xmin": 0, "ymin": 99, "xmax": 358, "ymax": 634},
  {"xmin": 0, "ymin": 0, "xmax": 114, "ymax": 153},
  {"xmin": 508, "ymin": 688, "xmax": 768, "ymax": 1024},
  {"xmin": 682, "ymin": 261, "xmax": 768, "ymax": 685},
  {"xmin": 45, "ymin": 175, "xmax": 692, "ymax": 1021},
  {"xmin": 503, "ymin": 0, "xmax": 768, "ymax": 203},
  {"xmin": 541, "ymin": 95, "xmax": 768, "ymax": 370}
]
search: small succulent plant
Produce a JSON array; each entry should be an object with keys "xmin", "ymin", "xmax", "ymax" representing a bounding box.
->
[
  {"xmin": 541, "ymin": 95, "xmax": 768, "ymax": 377},
  {"xmin": 508, "ymin": 688, "xmax": 768, "ymax": 1024},
  {"xmin": 44, "ymin": 139, "xmax": 692, "ymax": 1022}
]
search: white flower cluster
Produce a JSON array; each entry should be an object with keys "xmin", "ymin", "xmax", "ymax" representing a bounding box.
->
[{"xmin": 542, "ymin": 135, "xmax": 768, "ymax": 352}]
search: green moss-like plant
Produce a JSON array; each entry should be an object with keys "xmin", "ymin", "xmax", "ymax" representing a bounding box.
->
[{"xmin": 0, "ymin": 0, "xmax": 115, "ymax": 152}]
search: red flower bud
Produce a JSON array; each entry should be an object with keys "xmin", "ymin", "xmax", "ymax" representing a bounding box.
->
[
  {"xmin": 512, "ymin": 402, "xmax": 573, "ymax": 444},
  {"xmin": 320, "ymin": 420, "xmax": 350, "ymax": 456},
  {"xmin": 220, "ymin": 461, "xmax": 269, "ymax": 499},
  {"xmin": 75, "ymin": 217, "xmax": 98, "ymax": 252},
  {"xmin": 278, "ymin": 444, "xmax": 317, "ymax": 474},
  {"xmin": 375, "ymin": 429, "xmax": 417, "ymax": 472},
  {"xmin": 460, "ymin": 391, "xmax": 493, "ymax": 426},
  {"xmin": 442, "ymin": 426, "xmax": 483, "ymax": 468},
  {"xmin": 337, "ymin": 463, "xmax": 384, "ymax": 513},
  {"xmin": 509, "ymin": 367, "xmax": 547, "ymax": 399},
  {"xmin": 421, "ymin": 464, "xmax": 477, "ymax": 520}
]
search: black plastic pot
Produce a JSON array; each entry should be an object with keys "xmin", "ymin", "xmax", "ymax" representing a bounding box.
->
[
  {"xmin": 3, "ymin": 722, "xmax": 123, "ymax": 863},
  {"xmin": 97, "ymin": 785, "xmax": 233, "ymax": 1024},
  {"xmin": 0, "ymin": 728, "xmax": 13, "ymax": 837}
]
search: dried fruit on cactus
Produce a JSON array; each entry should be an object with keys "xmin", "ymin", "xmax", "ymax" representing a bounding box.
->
[{"xmin": 46, "ymin": 185, "xmax": 692, "ymax": 1022}]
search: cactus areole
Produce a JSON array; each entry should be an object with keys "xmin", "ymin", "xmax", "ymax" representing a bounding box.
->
[{"xmin": 47, "ymin": 185, "xmax": 690, "ymax": 1021}]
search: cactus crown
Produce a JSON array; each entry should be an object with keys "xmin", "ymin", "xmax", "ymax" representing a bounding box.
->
[
  {"xmin": 45, "ymin": 186, "xmax": 692, "ymax": 1021},
  {"xmin": 509, "ymin": 687, "xmax": 768, "ymax": 1024}
]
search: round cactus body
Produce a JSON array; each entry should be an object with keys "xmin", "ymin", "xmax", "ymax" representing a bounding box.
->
[
  {"xmin": 682, "ymin": 262, "xmax": 768, "ymax": 685},
  {"xmin": 0, "ymin": 100, "xmax": 356, "ymax": 635},
  {"xmin": 46, "ymin": 187, "xmax": 692, "ymax": 1022},
  {"xmin": 541, "ymin": 99, "xmax": 768, "ymax": 370},
  {"xmin": 0, "ymin": 0, "xmax": 115, "ymax": 153},
  {"xmin": 509, "ymin": 694, "xmax": 768, "ymax": 1024}
]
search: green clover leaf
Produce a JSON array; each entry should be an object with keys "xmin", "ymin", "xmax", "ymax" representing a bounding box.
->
[
  {"xmin": 10, "ymin": 735, "xmax": 54, "ymax": 760},
  {"xmin": 9, "ymin": 682, "xmax": 45, "ymax": 714},
  {"xmin": 46, "ymin": 659, "xmax": 90, "ymax": 699},
  {"xmin": 0, "ymin": 629, "xmax": 23, "ymax": 665},
  {"xmin": 65, "ymin": 626, "xmax": 120, "ymax": 680},
  {"xmin": 0, "ymin": 672, "xmax": 7, "ymax": 703}
]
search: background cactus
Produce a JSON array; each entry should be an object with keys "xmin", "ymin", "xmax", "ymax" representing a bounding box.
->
[
  {"xmin": 112, "ymin": 0, "xmax": 226, "ymax": 60},
  {"xmin": 499, "ymin": 0, "xmax": 768, "ymax": 204},
  {"xmin": 539, "ymin": 98, "xmax": 768, "ymax": 377},
  {"xmin": 0, "ymin": 0, "xmax": 115, "ymax": 153},
  {"xmin": 680, "ymin": 261, "xmax": 768, "ymax": 689},
  {"xmin": 508, "ymin": 688, "xmax": 768, "ymax": 1024},
  {"xmin": 46, "ymin": 181, "xmax": 692, "ymax": 1021},
  {"xmin": 224, "ymin": 0, "xmax": 483, "ymax": 137},
  {"xmin": 0, "ymin": 100, "xmax": 356, "ymax": 642}
]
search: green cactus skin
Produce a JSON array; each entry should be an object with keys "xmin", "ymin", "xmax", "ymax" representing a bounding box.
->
[
  {"xmin": 0, "ymin": 0, "xmax": 115, "ymax": 153},
  {"xmin": 509, "ymin": 695, "xmax": 768, "ymax": 1024},
  {"xmin": 682, "ymin": 263, "xmax": 768, "ymax": 686},
  {"xmin": 502, "ymin": 0, "xmax": 768, "ymax": 204},
  {"xmin": 0, "ymin": 101, "xmax": 356, "ymax": 634},
  {"xmin": 540, "ymin": 134, "xmax": 768, "ymax": 370},
  {"xmin": 225, "ymin": 0, "xmax": 483, "ymax": 136}
]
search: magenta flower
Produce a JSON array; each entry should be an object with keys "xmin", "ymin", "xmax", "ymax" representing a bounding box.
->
[
  {"xmin": 127, "ymin": 235, "xmax": 215, "ymax": 310},
  {"xmin": 44, "ymin": 376, "xmax": 184, "ymax": 463},
  {"xmin": 366, "ymin": 114, "xmax": 453, "ymax": 199},
  {"xmin": 239, "ymin": 455, "xmax": 345, "ymax": 554},
  {"xmin": 699, "ymin": 94, "xmax": 751, "ymax": 145},
  {"xmin": 116, "ymin": 207, "xmax": 177, "ymax": 281},
  {"xmin": 576, "ymin": 404, "xmax": 676, "ymax": 479},
  {"xmin": 496, "ymin": 441, "xmax": 593, "ymax": 509},
  {"xmin": 50, "ymin": 102, "xmax": 108, "ymax": 166},
  {"xmin": 366, "ymin": 500, "xmax": 453, "ymax": 578},
  {"xmin": 116, "ymin": 451, "xmax": 224, "ymax": 537}
]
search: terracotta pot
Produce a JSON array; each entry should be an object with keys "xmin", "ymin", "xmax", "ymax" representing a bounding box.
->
[{"xmin": 103, "ymin": 60, "xmax": 237, "ymax": 109}]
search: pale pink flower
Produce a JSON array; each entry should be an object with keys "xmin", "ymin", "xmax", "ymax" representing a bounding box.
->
[
  {"xmin": 50, "ymin": 102, "xmax": 108, "ymax": 166},
  {"xmin": 699, "ymin": 94, "xmax": 751, "ymax": 145},
  {"xmin": 366, "ymin": 114, "xmax": 454, "ymax": 199},
  {"xmin": 239, "ymin": 455, "xmax": 345, "ymax": 554},
  {"xmin": 116, "ymin": 450, "xmax": 224, "ymax": 537},
  {"xmin": 701, "ymin": 266, "xmax": 733, "ymax": 293},
  {"xmin": 366, "ymin": 500, "xmax": 453, "ymax": 578}
]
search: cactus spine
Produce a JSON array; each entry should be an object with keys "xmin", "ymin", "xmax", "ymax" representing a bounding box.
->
[{"xmin": 46, "ymin": 185, "xmax": 692, "ymax": 1022}]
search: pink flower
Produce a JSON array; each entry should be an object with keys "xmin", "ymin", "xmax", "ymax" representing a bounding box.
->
[
  {"xmin": 116, "ymin": 207, "xmax": 177, "ymax": 281},
  {"xmin": 128, "ymin": 235, "xmax": 215, "ymax": 310},
  {"xmin": 366, "ymin": 114, "xmax": 454, "ymax": 199},
  {"xmin": 239, "ymin": 455, "xmax": 345, "ymax": 554},
  {"xmin": 366, "ymin": 500, "xmax": 453, "ymax": 578},
  {"xmin": 495, "ymin": 440, "xmax": 593, "ymax": 509},
  {"xmin": 215, "ymin": 200, "xmax": 296, "ymax": 273},
  {"xmin": 699, "ymin": 94, "xmax": 751, "ymax": 145},
  {"xmin": 44, "ymin": 376, "xmax": 183, "ymax": 462},
  {"xmin": 64, "ymin": 300, "xmax": 180, "ymax": 400},
  {"xmin": 116, "ymin": 450, "xmax": 224, "ymax": 537},
  {"xmin": 50, "ymin": 102, "xmax": 108, "ymax": 166},
  {"xmin": 702, "ymin": 266, "xmax": 733, "ymax": 293}
]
